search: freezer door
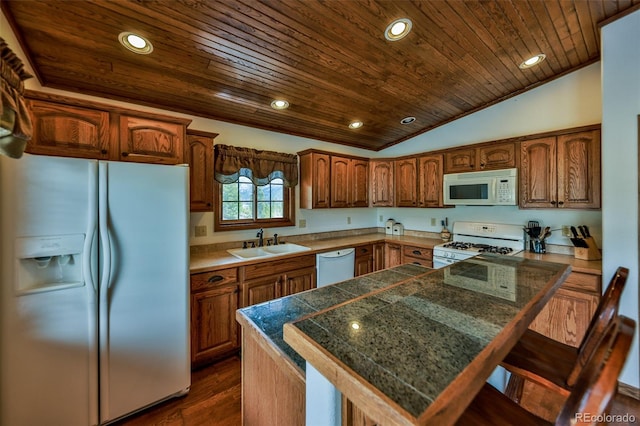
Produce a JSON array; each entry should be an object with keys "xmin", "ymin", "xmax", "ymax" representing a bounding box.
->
[
  {"xmin": 0, "ymin": 154, "xmax": 99, "ymax": 426},
  {"xmin": 99, "ymin": 161, "xmax": 190, "ymax": 423}
]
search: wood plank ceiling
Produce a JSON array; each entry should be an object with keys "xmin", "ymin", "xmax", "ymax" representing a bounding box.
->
[{"xmin": 2, "ymin": 0, "xmax": 638, "ymax": 151}]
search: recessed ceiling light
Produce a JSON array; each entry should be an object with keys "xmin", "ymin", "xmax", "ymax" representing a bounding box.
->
[
  {"xmin": 519, "ymin": 53, "xmax": 546, "ymax": 69},
  {"xmin": 385, "ymin": 18, "xmax": 412, "ymax": 41},
  {"xmin": 270, "ymin": 99, "xmax": 290, "ymax": 110},
  {"xmin": 118, "ymin": 32, "xmax": 153, "ymax": 55},
  {"xmin": 349, "ymin": 121, "xmax": 363, "ymax": 129},
  {"xmin": 400, "ymin": 116, "xmax": 416, "ymax": 125}
]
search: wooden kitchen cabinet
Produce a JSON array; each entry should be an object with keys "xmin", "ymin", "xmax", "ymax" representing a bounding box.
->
[
  {"xmin": 519, "ymin": 127, "xmax": 600, "ymax": 209},
  {"xmin": 373, "ymin": 243, "xmax": 385, "ymax": 272},
  {"xmin": 355, "ymin": 244, "xmax": 374, "ymax": 276},
  {"xmin": 402, "ymin": 245, "xmax": 433, "ymax": 268},
  {"xmin": 418, "ymin": 154, "xmax": 446, "ymax": 207},
  {"xmin": 299, "ymin": 151, "xmax": 331, "ymax": 209},
  {"xmin": 394, "ymin": 158, "xmax": 418, "ymax": 207},
  {"xmin": 186, "ymin": 130, "xmax": 217, "ymax": 211},
  {"xmin": 444, "ymin": 147, "xmax": 477, "ymax": 173},
  {"xmin": 190, "ymin": 268, "xmax": 240, "ymax": 367},
  {"xmin": 118, "ymin": 114, "xmax": 187, "ymax": 164},
  {"xmin": 385, "ymin": 243, "xmax": 402, "ymax": 268},
  {"xmin": 330, "ymin": 156, "xmax": 369, "ymax": 208},
  {"xmin": 528, "ymin": 271, "xmax": 601, "ymax": 347},
  {"xmin": 25, "ymin": 91, "xmax": 192, "ymax": 164},
  {"xmin": 444, "ymin": 142, "xmax": 515, "ymax": 173},
  {"xmin": 241, "ymin": 254, "xmax": 316, "ymax": 307},
  {"xmin": 26, "ymin": 98, "xmax": 111, "ymax": 159},
  {"xmin": 370, "ymin": 160, "xmax": 394, "ymax": 207}
]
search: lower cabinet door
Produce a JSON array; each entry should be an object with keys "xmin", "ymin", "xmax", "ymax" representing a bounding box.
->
[
  {"xmin": 242, "ymin": 276, "xmax": 281, "ymax": 307},
  {"xmin": 191, "ymin": 284, "xmax": 239, "ymax": 366},
  {"xmin": 283, "ymin": 267, "xmax": 316, "ymax": 296},
  {"xmin": 528, "ymin": 286, "xmax": 599, "ymax": 347}
]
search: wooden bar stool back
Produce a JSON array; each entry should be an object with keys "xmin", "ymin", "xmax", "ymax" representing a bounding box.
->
[
  {"xmin": 501, "ymin": 266, "xmax": 629, "ymax": 396},
  {"xmin": 456, "ymin": 315, "xmax": 636, "ymax": 426}
]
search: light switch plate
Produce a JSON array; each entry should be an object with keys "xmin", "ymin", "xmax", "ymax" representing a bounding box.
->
[{"xmin": 195, "ymin": 225, "xmax": 207, "ymax": 237}]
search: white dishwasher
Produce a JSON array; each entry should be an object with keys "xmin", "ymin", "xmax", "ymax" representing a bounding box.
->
[{"xmin": 316, "ymin": 248, "xmax": 355, "ymax": 287}]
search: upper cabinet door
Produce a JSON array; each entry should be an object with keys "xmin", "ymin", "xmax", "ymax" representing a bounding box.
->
[
  {"xmin": 418, "ymin": 154, "xmax": 444, "ymax": 208},
  {"xmin": 187, "ymin": 130, "xmax": 217, "ymax": 212},
  {"xmin": 119, "ymin": 115, "xmax": 186, "ymax": 164},
  {"xmin": 350, "ymin": 159, "xmax": 369, "ymax": 207},
  {"xmin": 299, "ymin": 152, "xmax": 330, "ymax": 209},
  {"xmin": 519, "ymin": 137, "xmax": 557, "ymax": 208},
  {"xmin": 370, "ymin": 160, "xmax": 394, "ymax": 207},
  {"xmin": 478, "ymin": 142, "xmax": 516, "ymax": 170},
  {"xmin": 444, "ymin": 147, "xmax": 477, "ymax": 173},
  {"xmin": 394, "ymin": 159, "xmax": 417, "ymax": 207},
  {"xmin": 330, "ymin": 156, "xmax": 350, "ymax": 208},
  {"xmin": 557, "ymin": 129, "xmax": 601, "ymax": 209},
  {"xmin": 26, "ymin": 99, "xmax": 111, "ymax": 159}
]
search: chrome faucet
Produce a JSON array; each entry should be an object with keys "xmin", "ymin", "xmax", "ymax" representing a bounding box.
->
[{"xmin": 256, "ymin": 228, "xmax": 264, "ymax": 247}]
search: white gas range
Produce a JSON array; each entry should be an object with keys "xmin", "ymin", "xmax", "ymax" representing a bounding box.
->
[{"xmin": 432, "ymin": 221, "xmax": 525, "ymax": 269}]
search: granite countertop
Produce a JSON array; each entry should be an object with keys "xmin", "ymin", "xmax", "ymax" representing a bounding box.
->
[
  {"xmin": 282, "ymin": 255, "xmax": 570, "ymax": 424},
  {"xmin": 236, "ymin": 263, "xmax": 431, "ymax": 372}
]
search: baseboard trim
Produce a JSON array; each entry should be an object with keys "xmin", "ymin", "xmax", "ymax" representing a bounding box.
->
[{"xmin": 619, "ymin": 381, "xmax": 640, "ymax": 400}]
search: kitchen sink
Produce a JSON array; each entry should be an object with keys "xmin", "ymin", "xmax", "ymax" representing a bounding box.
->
[{"xmin": 227, "ymin": 243, "xmax": 311, "ymax": 259}]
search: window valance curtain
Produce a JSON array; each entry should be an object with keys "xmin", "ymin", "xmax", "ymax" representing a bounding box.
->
[
  {"xmin": 1, "ymin": 38, "xmax": 33, "ymax": 159},
  {"xmin": 214, "ymin": 144, "xmax": 298, "ymax": 187}
]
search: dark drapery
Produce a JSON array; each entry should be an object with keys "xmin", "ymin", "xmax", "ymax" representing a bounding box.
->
[
  {"xmin": 214, "ymin": 144, "xmax": 298, "ymax": 187},
  {"xmin": 0, "ymin": 38, "xmax": 33, "ymax": 159}
]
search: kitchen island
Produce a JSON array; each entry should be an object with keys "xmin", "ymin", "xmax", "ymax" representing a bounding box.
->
[{"xmin": 237, "ymin": 255, "xmax": 570, "ymax": 425}]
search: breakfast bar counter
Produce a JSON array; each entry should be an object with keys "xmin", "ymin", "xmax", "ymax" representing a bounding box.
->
[
  {"xmin": 283, "ymin": 255, "xmax": 570, "ymax": 425},
  {"xmin": 237, "ymin": 255, "xmax": 571, "ymax": 426}
]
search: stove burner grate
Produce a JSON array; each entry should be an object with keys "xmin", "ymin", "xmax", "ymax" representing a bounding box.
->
[{"xmin": 441, "ymin": 242, "xmax": 514, "ymax": 255}]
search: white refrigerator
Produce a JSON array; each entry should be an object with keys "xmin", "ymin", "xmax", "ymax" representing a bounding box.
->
[{"xmin": 0, "ymin": 154, "xmax": 190, "ymax": 425}]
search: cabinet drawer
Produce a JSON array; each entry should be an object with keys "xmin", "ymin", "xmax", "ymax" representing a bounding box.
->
[
  {"xmin": 355, "ymin": 244, "xmax": 373, "ymax": 258},
  {"xmin": 191, "ymin": 268, "xmax": 238, "ymax": 292},
  {"xmin": 403, "ymin": 255, "xmax": 432, "ymax": 268},
  {"xmin": 402, "ymin": 245, "xmax": 432, "ymax": 260},
  {"xmin": 244, "ymin": 254, "xmax": 316, "ymax": 280},
  {"xmin": 562, "ymin": 272, "xmax": 601, "ymax": 295}
]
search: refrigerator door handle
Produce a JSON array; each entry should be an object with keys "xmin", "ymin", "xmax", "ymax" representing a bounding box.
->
[
  {"xmin": 98, "ymin": 162, "xmax": 112, "ymax": 419},
  {"xmin": 85, "ymin": 161, "xmax": 100, "ymax": 425}
]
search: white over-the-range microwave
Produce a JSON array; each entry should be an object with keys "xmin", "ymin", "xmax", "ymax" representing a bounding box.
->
[{"xmin": 443, "ymin": 168, "xmax": 517, "ymax": 206}]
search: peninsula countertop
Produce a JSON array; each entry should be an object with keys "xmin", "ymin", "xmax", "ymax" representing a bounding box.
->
[{"xmin": 282, "ymin": 255, "xmax": 571, "ymax": 425}]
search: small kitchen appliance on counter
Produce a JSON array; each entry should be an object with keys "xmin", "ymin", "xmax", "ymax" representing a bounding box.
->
[
  {"xmin": 432, "ymin": 221, "xmax": 525, "ymax": 269},
  {"xmin": 392, "ymin": 222, "xmax": 404, "ymax": 236},
  {"xmin": 385, "ymin": 218, "xmax": 396, "ymax": 235}
]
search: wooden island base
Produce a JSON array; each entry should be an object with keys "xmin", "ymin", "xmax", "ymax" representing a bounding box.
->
[{"xmin": 239, "ymin": 319, "xmax": 305, "ymax": 426}]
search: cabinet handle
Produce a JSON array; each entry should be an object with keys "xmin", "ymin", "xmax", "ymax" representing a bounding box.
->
[
  {"xmin": 121, "ymin": 152, "xmax": 129, "ymax": 157},
  {"xmin": 207, "ymin": 275, "xmax": 224, "ymax": 283},
  {"xmin": 550, "ymin": 200, "xmax": 557, "ymax": 205},
  {"xmin": 412, "ymin": 262, "xmax": 421, "ymax": 265},
  {"xmin": 101, "ymin": 149, "xmax": 108, "ymax": 154},
  {"xmin": 361, "ymin": 248, "xmax": 368, "ymax": 253},
  {"xmin": 557, "ymin": 201, "xmax": 564, "ymax": 205},
  {"xmin": 412, "ymin": 250, "xmax": 421, "ymax": 255},
  {"xmin": 206, "ymin": 202, "xmax": 212, "ymax": 207}
]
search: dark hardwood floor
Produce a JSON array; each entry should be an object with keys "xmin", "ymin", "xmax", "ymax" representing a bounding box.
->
[
  {"xmin": 114, "ymin": 354, "xmax": 638, "ymax": 426},
  {"xmin": 113, "ymin": 355, "xmax": 241, "ymax": 426}
]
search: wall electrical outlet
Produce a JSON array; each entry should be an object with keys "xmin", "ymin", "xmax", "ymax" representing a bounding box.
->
[
  {"xmin": 562, "ymin": 225, "xmax": 571, "ymax": 237},
  {"xmin": 347, "ymin": 216, "xmax": 351, "ymax": 224},
  {"xmin": 299, "ymin": 219, "xmax": 307, "ymax": 228},
  {"xmin": 195, "ymin": 225, "xmax": 207, "ymax": 237},
  {"xmin": 430, "ymin": 218, "xmax": 436, "ymax": 226},
  {"xmin": 379, "ymin": 215, "xmax": 383, "ymax": 222}
]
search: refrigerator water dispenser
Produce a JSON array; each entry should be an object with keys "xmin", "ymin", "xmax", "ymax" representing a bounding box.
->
[{"xmin": 14, "ymin": 234, "xmax": 85, "ymax": 295}]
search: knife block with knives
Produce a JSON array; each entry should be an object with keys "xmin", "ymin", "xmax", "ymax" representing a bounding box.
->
[{"xmin": 571, "ymin": 225, "xmax": 601, "ymax": 260}]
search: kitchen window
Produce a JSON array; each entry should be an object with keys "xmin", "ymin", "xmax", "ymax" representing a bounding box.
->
[{"xmin": 214, "ymin": 145, "xmax": 297, "ymax": 231}]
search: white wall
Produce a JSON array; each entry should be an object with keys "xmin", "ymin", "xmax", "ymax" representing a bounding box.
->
[{"xmin": 601, "ymin": 9, "xmax": 640, "ymax": 388}]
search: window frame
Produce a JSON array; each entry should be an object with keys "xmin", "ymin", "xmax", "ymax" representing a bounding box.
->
[{"xmin": 213, "ymin": 179, "xmax": 296, "ymax": 231}]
